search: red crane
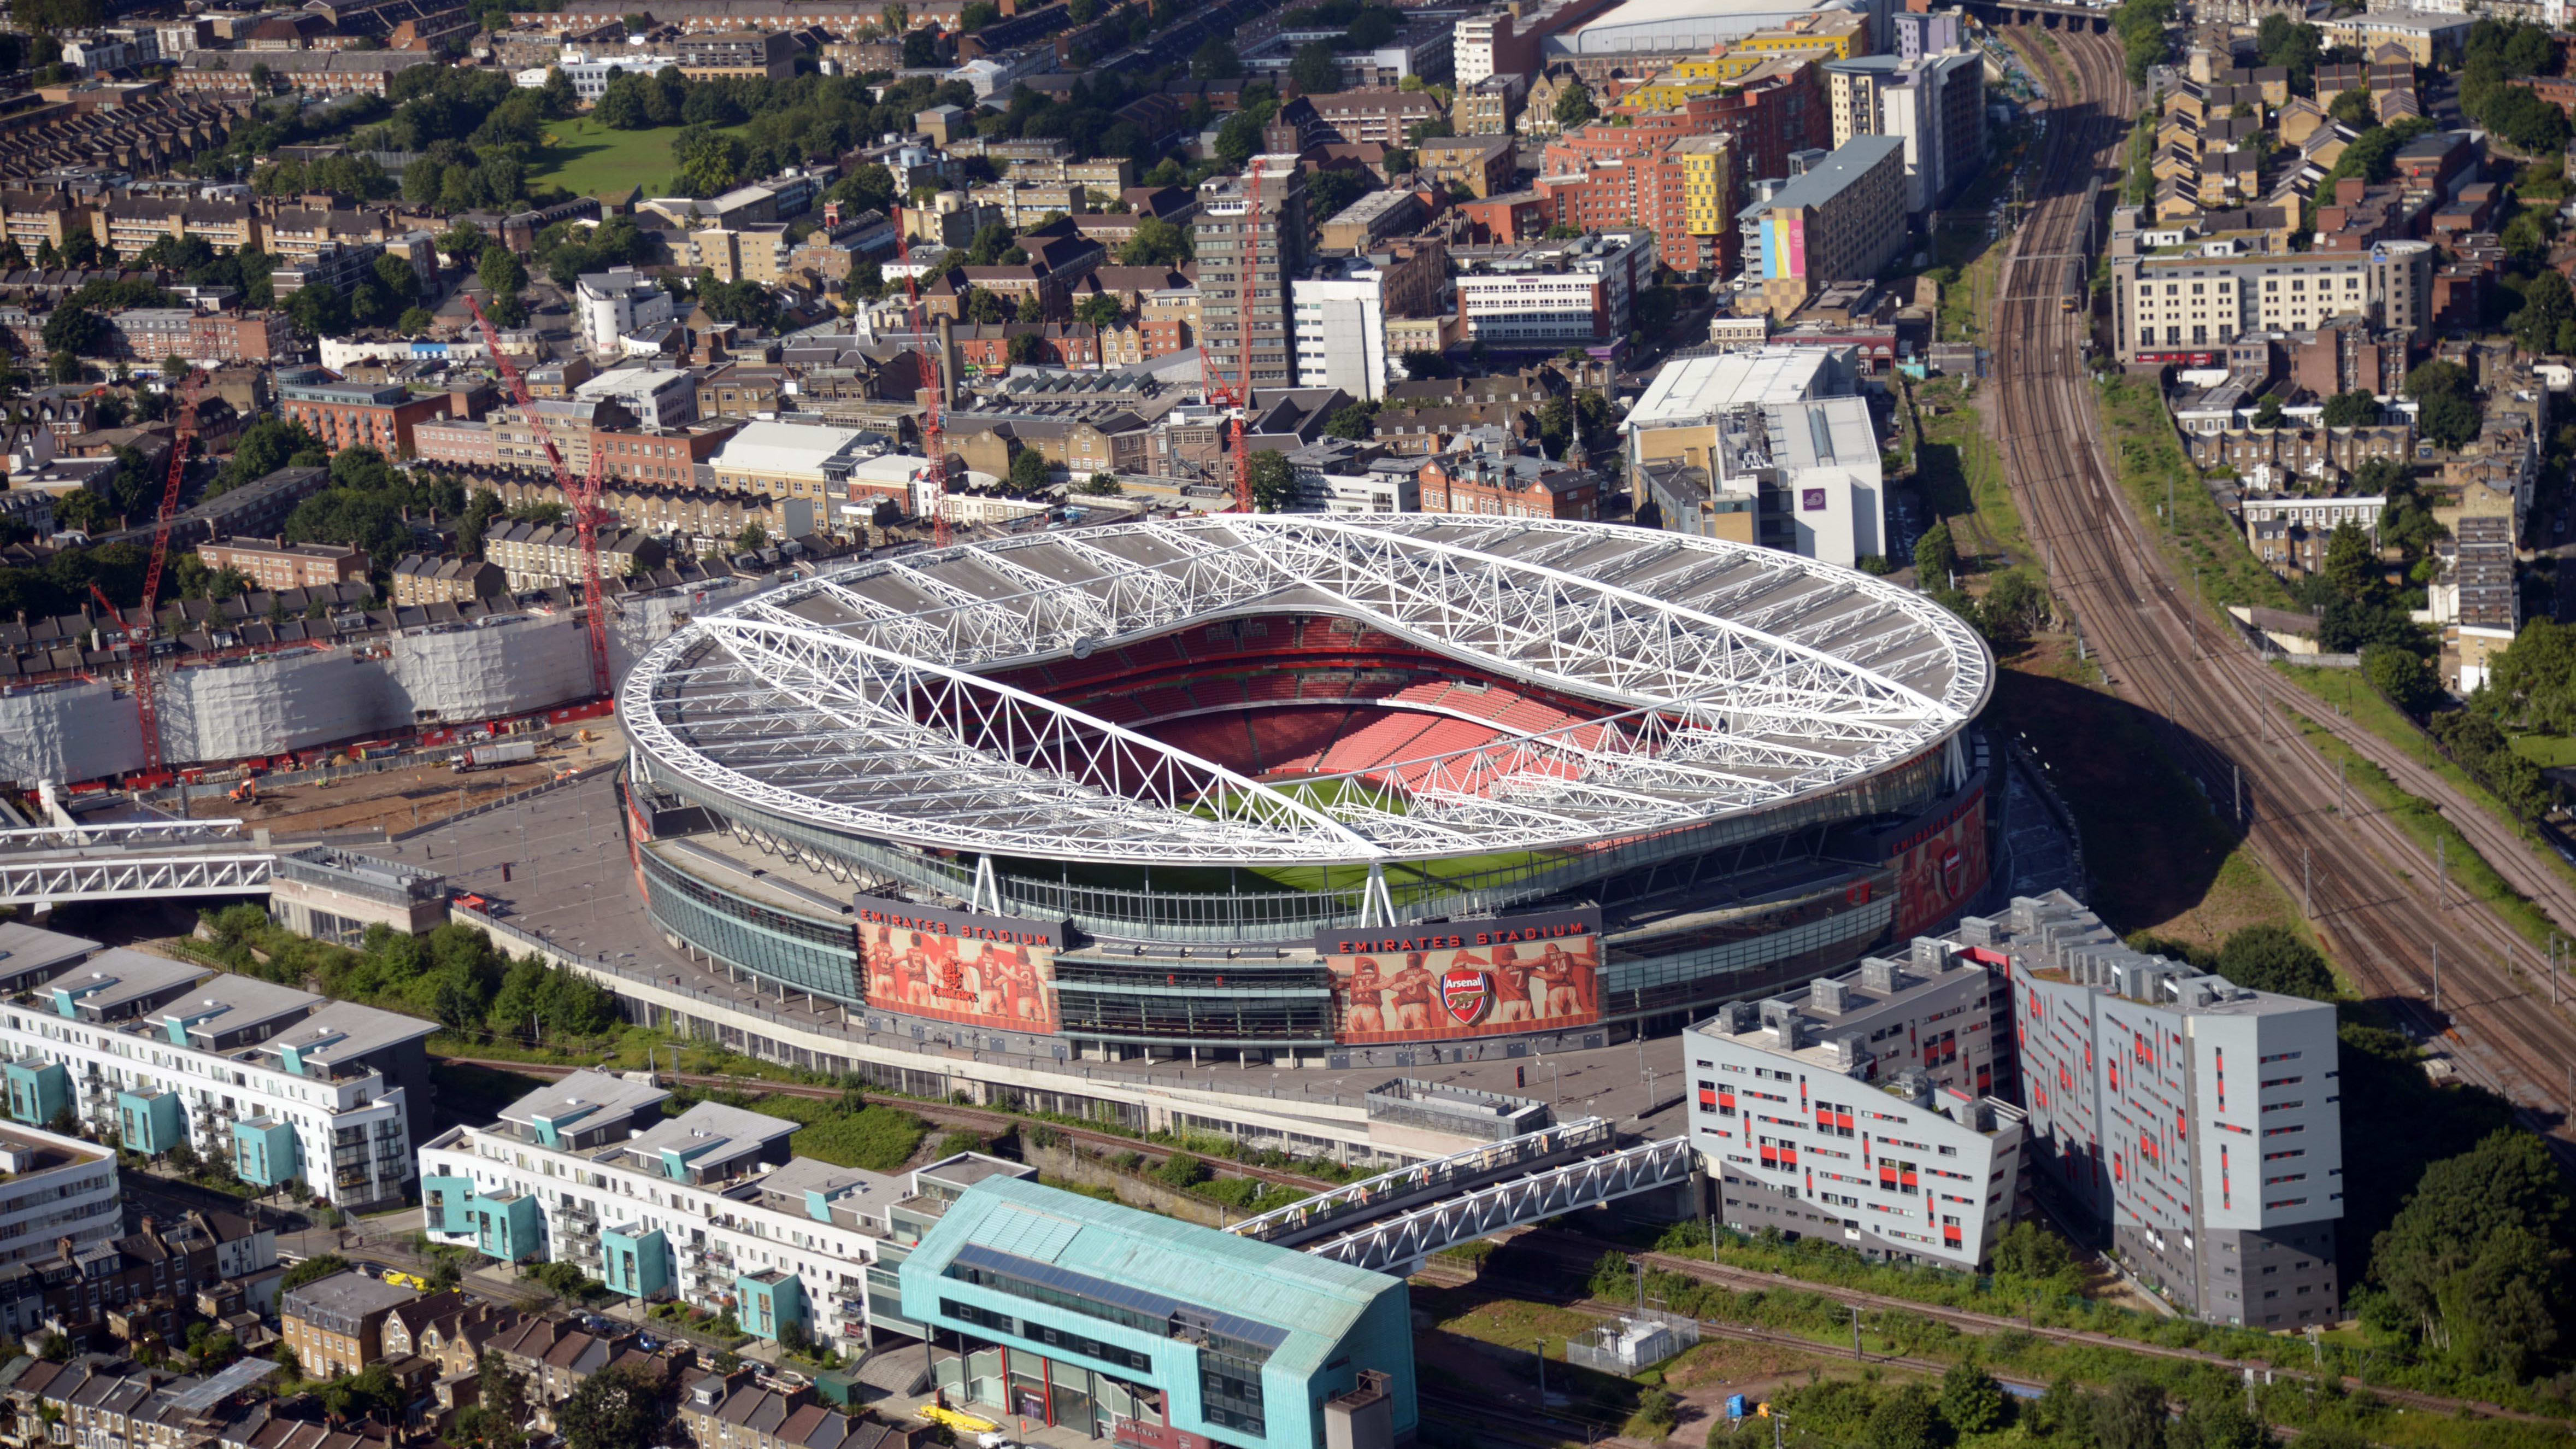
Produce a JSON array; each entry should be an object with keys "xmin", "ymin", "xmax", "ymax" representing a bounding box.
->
[
  {"xmin": 895, "ymin": 223, "xmax": 952, "ymax": 548},
  {"xmin": 462, "ymin": 295, "xmax": 614, "ymax": 701},
  {"xmin": 1196, "ymin": 160, "xmax": 1264, "ymax": 513},
  {"xmin": 111, "ymin": 372, "xmax": 207, "ymax": 779}
]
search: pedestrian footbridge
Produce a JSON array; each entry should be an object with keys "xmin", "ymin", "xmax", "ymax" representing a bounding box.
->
[
  {"xmin": 0, "ymin": 820, "xmax": 274, "ymax": 906},
  {"xmin": 1231, "ymin": 1118, "xmax": 1698, "ymax": 1276}
]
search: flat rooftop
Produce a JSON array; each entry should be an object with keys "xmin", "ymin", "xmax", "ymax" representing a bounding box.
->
[
  {"xmin": 153, "ymin": 973, "xmax": 321, "ymax": 1046},
  {"xmin": 499, "ymin": 1068, "xmax": 671, "ymax": 1134},
  {"xmin": 255, "ymin": 999, "xmax": 436, "ymax": 1076},
  {"xmin": 0, "ymin": 923, "xmax": 99, "ymax": 992},
  {"xmin": 45, "ymin": 950, "xmax": 202, "ymax": 1017},
  {"xmin": 282, "ymin": 1270, "xmax": 419, "ymax": 1318}
]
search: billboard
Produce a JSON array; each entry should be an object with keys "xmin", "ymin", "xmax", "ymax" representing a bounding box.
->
[
  {"xmin": 856, "ymin": 897, "xmax": 1069, "ymax": 1033},
  {"xmin": 1890, "ymin": 789, "xmax": 1988, "ymax": 937},
  {"xmin": 1319, "ymin": 909, "xmax": 1603, "ymax": 1043}
]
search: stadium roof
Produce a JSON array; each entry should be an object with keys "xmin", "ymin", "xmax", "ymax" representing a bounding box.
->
[{"xmin": 625, "ymin": 516, "xmax": 1990, "ymax": 866}]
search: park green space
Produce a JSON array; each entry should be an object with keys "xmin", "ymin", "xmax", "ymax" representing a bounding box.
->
[{"xmin": 527, "ymin": 116, "xmax": 747, "ymax": 198}]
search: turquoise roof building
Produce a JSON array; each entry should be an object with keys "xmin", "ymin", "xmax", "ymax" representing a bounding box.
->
[{"xmin": 897, "ymin": 1177, "xmax": 1414, "ymax": 1449}]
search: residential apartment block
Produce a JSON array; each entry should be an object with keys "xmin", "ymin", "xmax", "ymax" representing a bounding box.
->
[
  {"xmin": 0, "ymin": 924, "xmax": 431, "ymax": 1210},
  {"xmin": 419, "ymin": 1072, "xmax": 899, "ymax": 1351},
  {"xmin": 1451, "ymin": 228, "xmax": 1655, "ymax": 348},
  {"xmin": 1739, "ymin": 135, "xmax": 1907, "ymax": 319},
  {"xmin": 1196, "ymin": 160, "xmax": 1308, "ymax": 391},
  {"xmin": 2110, "ymin": 239, "xmax": 2434, "ymax": 362},
  {"xmin": 1976, "ymin": 892, "xmax": 2344, "ymax": 1326},
  {"xmin": 1687, "ymin": 941, "xmax": 2027, "ymax": 1270}
]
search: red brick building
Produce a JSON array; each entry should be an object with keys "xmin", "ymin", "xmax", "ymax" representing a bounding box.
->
[
  {"xmin": 197, "ymin": 536, "xmax": 370, "ymax": 589},
  {"xmin": 278, "ymin": 378, "xmax": 452, "ymax": 456},
  {"xmin": 588, "ymin": 422, "xmax": 740, "ymax": 486}
]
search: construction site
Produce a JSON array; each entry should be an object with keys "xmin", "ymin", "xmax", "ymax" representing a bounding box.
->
[{"xmin": 162, "ymin": 722, "xmax": 626, "ymax": 838}]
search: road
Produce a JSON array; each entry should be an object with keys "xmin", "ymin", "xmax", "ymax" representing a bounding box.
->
[{"xmin": 1989, "ymin": 25, "xmax": 2576, "ymax": 1138}]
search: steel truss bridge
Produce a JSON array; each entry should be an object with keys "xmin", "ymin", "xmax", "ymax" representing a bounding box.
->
[
  {"xmin": 1230, "ymin": 1117, "xmax": 1699, "ymax": 1276},
  {"xmin": 0, "ymin": 820, "xmax": 274, "ymax": 906}
]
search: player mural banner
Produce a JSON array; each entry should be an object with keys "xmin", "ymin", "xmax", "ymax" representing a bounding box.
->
[
  {"xmin": 1891, "ymin": 789, "xmax": 1988, "ymax": 938},
  {"xmin": 855, "ymin": 897, "xmax": 1069, "ymax": 1033},
  {"xmin": 1319, "ymin": 908, "xmax": 1603, "ymax": 1043}
]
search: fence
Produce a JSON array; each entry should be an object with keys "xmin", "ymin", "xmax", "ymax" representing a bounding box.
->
[{"xmin": 1563, "ymin": 1312, "xmax": 1699, "ymax": 1373}]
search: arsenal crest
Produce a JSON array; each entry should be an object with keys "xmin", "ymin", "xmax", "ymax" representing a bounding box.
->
[
  {"xmin": 1936, "ymin": 844, "xmax": 1965, "ymax": 899},
  {"xmin": 1440, "ymin": 968, "xmax": 1493, "ymax": 1025}
]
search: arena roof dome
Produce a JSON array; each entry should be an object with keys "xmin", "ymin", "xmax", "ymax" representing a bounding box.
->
[{"xmin": 624, "ymin": 516, "xmax": 1991, "ymax": 868}]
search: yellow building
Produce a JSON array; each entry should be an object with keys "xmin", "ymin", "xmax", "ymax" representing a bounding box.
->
[{"xmin": 1673, "ymin": 133, "xmax": 1737, "ymax": 261}]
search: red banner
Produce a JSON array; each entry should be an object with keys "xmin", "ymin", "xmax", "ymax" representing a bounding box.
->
[
  {"xmin": 861, "ymin": 918, "xmax": 1058, "ymax": 1032},
  {"xmin": 1325, "ymin": 910, "xmax": 1602, "ymax": 1043},
  {"xmin": 1894, "ymin": 791, "xmax": 1987, "ymax": 937}
]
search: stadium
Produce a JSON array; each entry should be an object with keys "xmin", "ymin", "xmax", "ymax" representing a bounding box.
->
[{"xmin": 619, "ymin": 515, "xmax": 1997, "ymax": 1066}]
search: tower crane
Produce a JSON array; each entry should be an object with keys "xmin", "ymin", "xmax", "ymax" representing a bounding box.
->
[
  {"xmin": 110, "ymin": 370, "xmax": 208, "ymax": 779},
  {"xmin": 463, "ymin": 295, "xmax": 615, "ymax": 700}
]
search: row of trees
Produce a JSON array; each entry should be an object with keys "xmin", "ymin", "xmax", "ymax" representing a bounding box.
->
[{"xmin": 198, "ymin": 908, "xmax": 624, "ymax": 1043}]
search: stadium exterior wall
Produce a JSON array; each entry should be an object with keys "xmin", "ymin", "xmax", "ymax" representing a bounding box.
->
[{"xmin": 618, "ymin": 738, "xmax": 1996, "ymax": 1061}]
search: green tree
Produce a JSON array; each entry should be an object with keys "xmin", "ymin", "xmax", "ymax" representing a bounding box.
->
[
  {"xmin": 2319, "ymin": 389, "xmax": 2378, "ymax": 426},
  {"xmin": 1554, "ymin": 78, "xmax": 1596, "ymax": 128},
  {"xmin": 1913, "ymin": 518, "xmax": 1956, "ymax": 582},
  {"xmin": 1008, "ymin": 445, "xmax": 1051, "ymax": 491},
  {"xmin": 2254, "ymin": 13, "xmax": 2321, "ymax": 91},
  {"xmin": 1247, "ymin": 448, "xmax": 1296, "ymax": 512},
  {"xmin": 2091, "ymin": 1377, "xmax": 2167, "ymax": 1449},
  {"xmin": 2321, "ymin": 520, "xmax": 2377, "ymax": 599},
  {"xmin": 2214, "ymin": 924, "xmax": 2336, "ymax": 999},
  {"xmin": 2364, "ymin": 642, "xmax": 2438, "ymax": 715},
  {"xmin": 2328, "ymin": 86, "xmax": 2374, "ymax": 126},
  {"xmin": 1323, "ymin": 402, "xmax": 1377, "ymax": 441},
  {"xmin": 281, "ymin": 1254, "xmax": 351, "ymax": 1293},
  {"xmin": 1863, "ymin": 1383, "xmax": 1942, "ymax": 1449},
  {"xmin": 2370, "ymin": 1129, "xmax": 2571, "ymax": 1378},
  {"xmin": 1119, "ymin": 215, "xmax": 1193, "ymax": 267},
  {"xmin": 2168, "ymin": 1393, "xmax": 2265, "ymax": 1449},
  {"xmin": 1937, "ymin": 1358, "xmax": 2007, "ymax": 1436},
  {"xmin": 1191, "ymin": 37, "xmax": 1242, "ymax": 80},
  {"xmin": 2515, "ymin": 267, "xmax": 2576, "ymax": 355},
  {"xmin": 1290, "ymin": 41, "xmax": 1339, "ymax": 94},
  {"xmin": 557, "ymin": 1365, "xmax": 673, "ymax": 1449},
  {"xmin": 736, "ymin": 521, "xmax": 767, "ymax": 551}
]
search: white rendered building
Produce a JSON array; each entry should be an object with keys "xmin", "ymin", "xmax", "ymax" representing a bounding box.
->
[
  {"xmin": 0, "ymin": 924, "xmax": 430, "ymax": 1211},
  {"xmin": 1452, "ymin": 230, "xmax": 1656, "ymax": 347},
  {"xmin": 575, "ymin": 268, "xmax": 678, "ymax": 356},
  {"xmin": 1687, "ymin": 940, "xmax": 2027, "ymax": 1270},
  {"xmin": 0, "ymin": 1118, "xmax": 118, "ymax": 1270},
  {"xmin": 1291, "ymin": 266, "xmax": 1392, "ymax": 401},
  {"xmin": 419, "ymin": 1072, "xmax": 897, "ymax": 1348}
]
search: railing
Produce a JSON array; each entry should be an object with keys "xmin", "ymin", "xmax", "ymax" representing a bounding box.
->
[
  {"xmin": 390, "ymin": 757, "xmax": 626, "ymax": 842},
  {"xmin": 0, "ymin": 850, "xmax": 274, "ymax": 905},
  {"xmin": 1228, "ymin": 1117, "xmax": 1612, "ymax": 1246},
  {"xmin": 0, "ymin": 819, "xmax": 244, "ymax": 852},
  {"xmin": 1300, "ymin": 1136, "xmax": 1697, "ymax": 1275}
]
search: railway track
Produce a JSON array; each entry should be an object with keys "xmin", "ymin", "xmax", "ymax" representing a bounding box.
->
[
  {"xmin": 434, "ymin": 1055, "xmax": 1340, "ymax": 1192},
  {"xmin": 1987, "ymin": 22, "xmax": 2576, "ymax": 1142}
]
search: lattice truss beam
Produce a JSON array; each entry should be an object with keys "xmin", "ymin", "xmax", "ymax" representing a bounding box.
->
[
  {"xmin": 1302, "ymin": 1136, "xmax": 1698, "ymax": 1274},
  {"xmin": 626, "ymin": 518, "xmax": 1990, "ymax": 864},
  {"xmin": 0, "ymin": 852, "xmax": 273, "ymax": 904}
]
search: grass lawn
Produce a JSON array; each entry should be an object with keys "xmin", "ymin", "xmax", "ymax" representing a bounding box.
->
[
  {"xmin": 1913, "ymin": 377, "xmax": 2029, "ymax": 569},
  {"xmin": 528, "ymin": 117, "xmax": 737, "ymax": 198},
  {"xmin": 2509, "ymin": 731, "xmax": 2576, "ymax": 768}
]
